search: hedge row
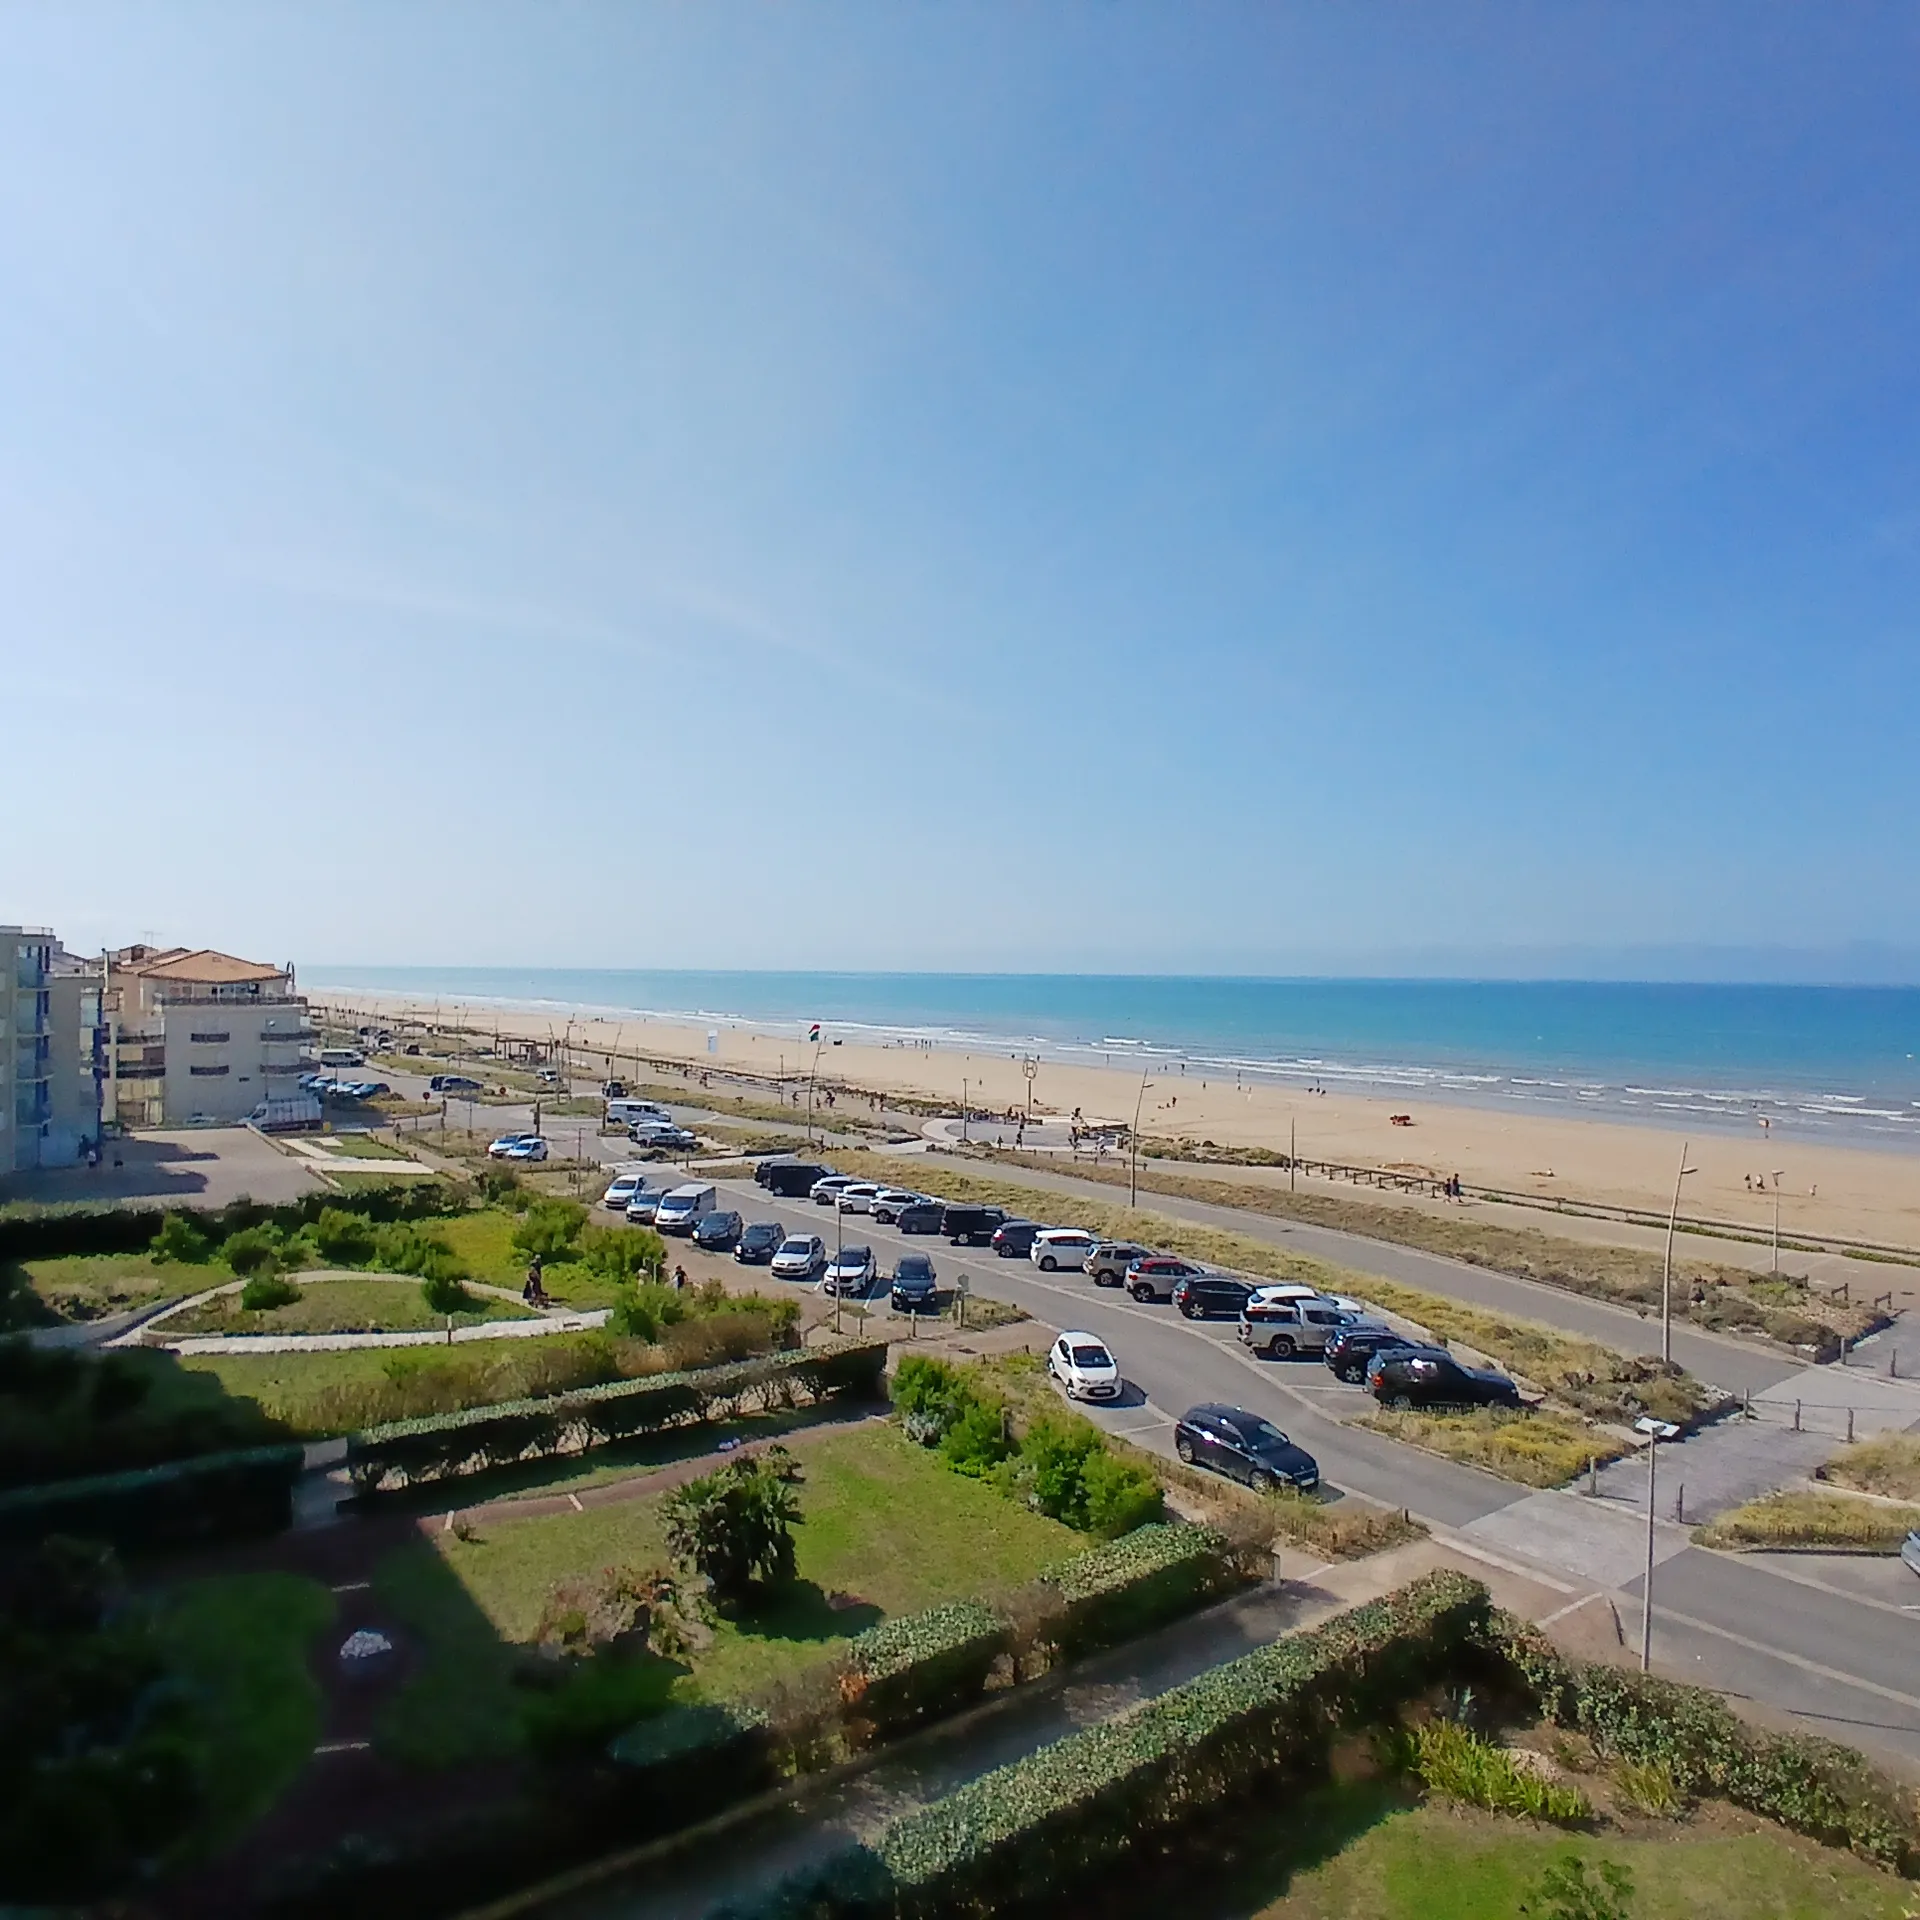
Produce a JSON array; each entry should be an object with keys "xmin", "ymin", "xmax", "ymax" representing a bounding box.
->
[
  {"xmin": 0, "ymin": 1182, "xmax": 459, "ymax": 1264},
  {"xmin": 0, "ymin": 1443, "xmax": 305, "ymax": 1553},
  {"xmin": 727, "ymin": 1570, "xmax": 1491, "ymax": 1919},
  {"xmin": 1491, "ymin": 1612, "xmax": 1920, "ymax": 1874},
  {"xmin": 344, "ymin": 1342, "xmax": 888, "ymax": 1493},
  {"xmin": 607, "ymin": 1524, "xmax": 1249, "ymax": 1832}
]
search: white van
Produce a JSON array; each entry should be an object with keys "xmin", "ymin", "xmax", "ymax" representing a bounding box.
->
[
  {"xmin": 606, "ymin": 1098, "xmax": 672, "ymax": 1128},
  {"xmin": 654, "ymin": 1184, "xmax": 717, "ymax": 1235}
]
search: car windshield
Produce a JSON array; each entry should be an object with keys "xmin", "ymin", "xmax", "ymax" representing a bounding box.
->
[
  {"xmin": 1225, "ymin": 1415, "xmax": 1290, "ymax": 1449},
  {"xmin": 777, "ymin": 1240, "xmax": 811, "ymax": 1257},
  {"xmin": 838, "ymin": 1249, "xmax": 871, "ymax": 1265},
  {"xmin": 897, "ymin": 1259, "xmax": 931, "ymax": 1280},
  {"xmin": 1069, "ymin": 1344, "xmax": 1112, "ymax": 1368},
  {"xmin": 746, "ymin": 1225, "xmax": 779, "ymax": 1242}
]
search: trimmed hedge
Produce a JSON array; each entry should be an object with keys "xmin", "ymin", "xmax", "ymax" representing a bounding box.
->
[
  {"xmin": 1034, "ymin": 1522, "xmax": 1241, "ymax": 1659},
  {"xmin": 0, "ymin": 1443, "xmax": 304, "ymax": 1553},
  {"xmin": 0, "ymin": 1182, "xmax": 461, "ymax": 1265},
  {"xmin": 606, "ymin": 1701, "xmax": 775, "ymax": 1827},
  {"xmin": 344, "ymin": 1342, "xmax": 888, "ymax": 1493},
  {"xmin": 730, "ymin": 1570, "xmax": 1491, "ymax": 1919},
  {"xmin": 846, "ymin": 1601, "xmax": 1007, "ymax": 1736},
  {"xmin": 1491, "ymin": 1612, "xmax": 1920, "ymax": 1874}
]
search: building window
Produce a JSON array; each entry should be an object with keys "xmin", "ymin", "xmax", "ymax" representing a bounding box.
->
[
  {"xmin": 189, "ymin": 1032, "xmax": 231, "ymax": 1044},
  {"xmin": 188, "ymin": 1064, "xmax": 230, "ymax": 1077}
]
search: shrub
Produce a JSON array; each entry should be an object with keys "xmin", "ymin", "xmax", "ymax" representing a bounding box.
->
[
  {"xmin": 421, "ymin": 1270, "xmax": 476, "ymax": 1317},
  {"xmin": 607, "ymin": 1701, "xmax": 776, "ymax": 1825},
  {"xmin": 582, "ymin": 1224, "xmax": 665, "ymax": 1284},
  {"xmin": 0, "ymin": 1444, "xmax": 304, "ymax": 1552},
  {"xmin": 310, "ymin": 1207, "xmax": 377, "ymax": 1265},
  {"xmin": 512, "ymin": 1199, "xmax": 588, "ymax": 1261},
  {"xmin": 372, "ymin": 1223, "xmax": 459, "ymax": 1277},
  {"xmin": 240, "ymin": 1273, "xmax": 301, "ymax": 1312},
  {"xmin": 891, "ymin": 1355, "xmax": 972, "ymax": 1434},
  {"xmin": 610, "ymin": 1281, "xmax": 688, "ymax": 1342},
  {"xmin": 1521, "ymin": 1855, "xmax": 1634, "ymax": 1920},
  {"xmin": 1032, "ymin": 1523, "xmax": 1239, "ymax": 1658},
  {"xmin": 151, "ymin": 1211, "xmax": 213, "ymax": 1264},
  {"xmin": 221, "ymin": 1225, "xmax": 284, "ymax": 1278},
  {"xmin": 664, "ymin": 1455, "xmax": 800, "ymax": 1605},
  {"xmin": 1406, "ymin": 1718, "xmax": 1591, "ymax": 1824},
  {"xmin": 0, "ymin": 1539, "xmax": 204, "ymax": 1902},
  {"xmin": 344, "ymin": 1342, "xmax": 886, "ymax": 1493},
  {"xmin": 733, "ymin": 1570, "xmax": 1492, "ymax": 1919},
  {"xmin": 1490, "ymin": 1610, "xmax": 1920, "ymax": 1872},
  {"xmin": 940, "ymin": 1398, "xmax": 1012, "ymax": 1477}
]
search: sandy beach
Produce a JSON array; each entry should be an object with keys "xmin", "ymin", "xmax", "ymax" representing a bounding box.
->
[{"xmin": 318, "ymin": 991, "xmax": 1920, "ymax": 1254}]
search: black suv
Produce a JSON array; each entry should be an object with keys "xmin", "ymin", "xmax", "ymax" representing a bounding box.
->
[
  {"xmin": 1171, "ymin": 1274, "xmax": 1255, "ymax": 1320},
  {"xmin": 758, "ymin": 1161, "xmax": 830, "ymax": 1197},
  {"xmin": 942, "ymin": 1204, "xmax": 1008, "ymax": 1246},
  {"xmin": 990, "ymin": 1219, "xmax": 1042, "ymax": 1259},
  {"xmin": 890, "ymin": 1252, "xmax": 939, "ymax": 1313},
  {"xmin": 1173, "ymin": 1405, "xmax": 1319, "ymax": 1493},
  {"xmin": 1366, "ymin": 1348, "xmax": 1521, "ymax": 1411},
  {"xmin": 896, "ymin": 1200, "xmax": 945, "ymax": 1235},
  {"xmin": 691, "ymin": 1210, "xmax": 744, "ymax": 1251},
  {"xmin": 734, "ymin": 1220, "xmax": 786, "ymax": 1265},
  {"xmin": 1323, "ymin": 1324, "xmax": 1412, "ymax": 1382}
]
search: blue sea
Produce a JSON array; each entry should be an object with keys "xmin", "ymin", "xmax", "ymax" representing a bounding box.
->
[{"xmin": 300, "ymin": 969, "xmax": 1920, "ymax": 1151}]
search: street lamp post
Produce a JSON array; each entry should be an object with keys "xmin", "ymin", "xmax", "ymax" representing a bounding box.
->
[
  {"xmin": 1660, "ymin": 1142, "xmax": 1699, "ymax": 1365},
  {"xmin": 1769, "ymin": 1169, "xmax": 1785, "ymax": 1277},
  {"xmin": 1129, "ymin": 1071, "xmax": 1152, "ymax": 1209},
  {"xmin": 961, "ymin": 1077, "xmax": 969, "ymax": 1144},
  {"xmin": 1636, "ymin": 1417, "xmax": 1680, "ymax": 1671},
  {"xmin": 1022, "ymin": 1055, "xmax": 1038, "ymax": 1121}
]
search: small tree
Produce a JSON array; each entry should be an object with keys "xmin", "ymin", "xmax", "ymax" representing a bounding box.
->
[
  {"xmin": 240, "ymin": 1272, "xmax": 301, "ymax": 1312},
  {"xmin": 311, "ymin": 1206, "xmax": 377, "ymax": 1265},
  {"xmin": 222, "ymin": 1225, "xmax": 283, "ymax": 1278},
  {"xmin": 422, "ymin": 1269, "xmax": 475, "ymax": 1316},
  {"xmin": 664, "ymin": 1456, "xmax": 800, "ymax": 1606},
  {"xmin": 581, "ymin": 1224, "xmax": 665, "ymax": 1284},
  {"xmin": 609, "ymin": 1280, "xmax": 687, "ymax": 1342},
  {"xmin": 150, "ymin": 1213, "xmax": 212, "ymax": 1264},
  {"xmin": 512, "ymin": 1199, "xmax": 587, "ymax": 1262}
]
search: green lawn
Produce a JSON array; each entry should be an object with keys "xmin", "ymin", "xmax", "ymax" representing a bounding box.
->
[
  {"xmin": 318, "ymin": 1131, "xmax": 410, "ymax": 1160},
  {"xmin": 1223, "ymin": 1791, "xmax": 1913, "ymax": 1920},
  {"xmin": 163, "ymin": 1274, "xmax": 536, "ymax": 1337},
  {"xmin": 372, "ymin": 1421, "xmax": 1079, "ymax": 1767},
  {"xmin": 151, "ymin": 1571, "xmax": 337, "ymax": 1852},
  {"xmin": 181, "ymin": 1345, "xmax": 417, "ymax": 1429},
  {"xmin": 11, "ymin": 1249, "xmax": 182, "ymax": 1324}
]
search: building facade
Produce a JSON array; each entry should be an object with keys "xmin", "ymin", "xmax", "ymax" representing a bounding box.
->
[
  {"xmin": 105, "ymin": 948, "xmax": 317, "ymax": 1129},
  {"xmin": 1, "ymin": 927, "xmax": 102, "ymax": 1170}
]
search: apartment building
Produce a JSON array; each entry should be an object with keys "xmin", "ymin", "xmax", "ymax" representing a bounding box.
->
[
  {"xmin": 1, "ymin": 926, "xmax": 102, "ymax": 1170},
  {"xmin": 105, "ymin": 947, "xmax": 317, "ymax": 1129}
]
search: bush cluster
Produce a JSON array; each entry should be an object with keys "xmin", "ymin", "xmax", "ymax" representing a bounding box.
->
[
  {"xmin": 0, "ymin": 1443, "xmax": 304, "ymax": 1552},
  {"xmin": 344, "ymin": 1341, "xmax": 887, "ymax": 1493},
  {"xmin": 1491, "ymin": 1611, "xmax": 1920, "ymax": 1873},
  {"xmin": 891, "ymin": 1356, "xmax": 1162, "ymax": 1539},
  {"xmin": 1396, "ymin": 1717, "xmax": 1591, "ymax": 1824}
]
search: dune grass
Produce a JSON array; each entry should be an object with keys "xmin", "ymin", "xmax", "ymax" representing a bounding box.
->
[
  {"xmin": 1693, "ymin": 1488, "xmax": 1920, "ymax": 1553},
  {"xmin": 1818, "ymin": 1432, "xmax": 1920, "ymax": 1504},
  {"xmin": 1360, "ymin": 1406, "xmax": 1627, "ymax": 1488}
]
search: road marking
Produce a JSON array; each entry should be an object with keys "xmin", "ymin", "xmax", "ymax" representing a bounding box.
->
[
  {"xmin": 1427, "ymin": 1527, "xmax": 1580, "ymax": 1597},
  {"xmin": 567, "ymin": 1492, "xmax": 585, "ymax": 1513},
  {"xmin": 1539, "ymin": 1590, "xmax": 1610, "ymax": 1627},
  {"xmin": 1647, "ymin": 1603, "xmax": 1920, "ymax": 1716},
  {"xmin": 1694, "ymin": 1546, "xmax": 1920, "ymax": 1626}
]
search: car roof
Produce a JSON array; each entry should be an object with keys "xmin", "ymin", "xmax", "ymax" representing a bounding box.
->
[{"xmin": 1057, "ymin": 1330, "xmax": 1110, "ymax": 1349}]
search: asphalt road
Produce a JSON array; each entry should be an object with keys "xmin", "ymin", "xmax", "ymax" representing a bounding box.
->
[{"xmin": 364, "ymin": 1072, "xmax": 1920, "ymax": 1762}]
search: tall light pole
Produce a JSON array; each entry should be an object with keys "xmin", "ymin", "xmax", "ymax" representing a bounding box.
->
[
  {"xmin": 805, "ymin": 1039, "xmax": 824, "ymax": 1146},
  {"xmin": 1637, "ymin": 1416, "xmax": 1680, "ymax": 1671},
  {"xmin": 1660, "ymin": 1142, "xmax": 1699, "ymax": 1365},
  {"xmin": 961, "ymin": 1077, "xmax": 969, "ymax": 1144},
  {"xmin": 1022, "ymin": 1055, "xmax": 1038, "ymax": 1122},
  {"xmin": 1129, "ymin": 1071, "xmax": 1152, "ymax": 1209},
  {"xmin": 1769, "ymin": 1168, "xmax": 1785, "ymax": 1276}
]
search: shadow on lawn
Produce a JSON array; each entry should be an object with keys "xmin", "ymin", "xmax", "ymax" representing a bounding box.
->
[{"xmin": 731, "ymin": 1577, "xmax": 883, "ymax": 1646}]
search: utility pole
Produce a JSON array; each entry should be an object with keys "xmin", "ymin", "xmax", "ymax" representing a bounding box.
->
[
  {"xmin": 1289, "ymin": 1117, "xmax": 1296, "ymax": 1194},
  {"xmin": 1660, "ymin": 1142, "xmax": 1699, "ymax": 1365},
  {"xmin": 1636, "ymin": 1417, "xmax": 1679, "ymax": 1671},
  {"xmin": 1129, "ymin": 1071, "xmax": 1152, "ymax": 1209},
  {"xmin": 1770, "ymin": 1168, "xmax": 1785, "ymax": 1277},
  {"xmin": 961, "ymin": 1077, "xmax": 969, "ymax": 1144}
]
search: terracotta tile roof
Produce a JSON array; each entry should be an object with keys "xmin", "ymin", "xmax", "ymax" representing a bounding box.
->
[{"xmin": 128, "ymin": 949, "xmax": 288, "ymax": 985}]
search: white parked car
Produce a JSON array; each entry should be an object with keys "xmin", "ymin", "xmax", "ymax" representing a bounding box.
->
[
  {"xmin": 501, "ymin": 1136, "xmax": 549, "ymax": 1162},
  {"xmin": 869, "ymin": 1188, "xmax": 923, "ymax": 1224},
  {"xmin": 1030, "ymin": 1228, "xmax": 1100, "ymax": 1274},
  {"xmin": 836, "ymin": 1183, "xmax": 883, "ymax": 1214},
  {"xmin": 772, "ymin": 1234, "xmax": 828, "ymax": 1280},
  {"xmin": 822, "ymin": 1245, "xmax": 878, "ymax": 1295},
  {"xmin": 810, "ymin": 1175, "xmax": 857, "ymax": 1206},
  {"xmin": 488, "ymin": 1132, "xmax": 539, "ymax": 1158},
  {"xmin": 1046, "ymin": 1331, "xmax": 1122, "ymax": 1402},
  {"xmin": 601, "ymin": 1172, "xmax": 644, "ymax": 1211}
]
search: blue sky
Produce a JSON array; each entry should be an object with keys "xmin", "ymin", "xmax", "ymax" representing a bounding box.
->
[{"xmin": 4, "ymin": 6, "xmax": 1918, "ymax": 978}]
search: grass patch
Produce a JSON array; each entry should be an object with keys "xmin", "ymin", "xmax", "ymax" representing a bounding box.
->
[
  {"xmin": 1693, "ymin": 1489, "xmax": 1920, "ymax": 1553},
  {"xmin": 1819, "ymin": 1432, "xmax": 1920, "ymax": 1504},
  {"xmin": 371, "ymin": 1420, "xmax": 1078, "ymax": 1767},
  {"xmin": 1218, "ymin": 1789, "xmax": 1914, "ymax": 1920},
  {"xmin": 986, "ymin": 1147, "xmax": 1867, "ymax": 1350},
  {"xmin": 1360, "ymin": 1407, "xmax": 1627, "ymax": 1488},
  {"xmin": 151, "ymin": 1571, "xmax": 336, "ymax": 1852},
  {"xmin": 160, "ymin": 1274, "xmax": 536, "ymax": 1337},
  {"xmin": 11, "ymin": 1250, "xmax": 180, "ymax": 1324},
  {"xmin": 318, "ymin": 1132, "xmax": 410, "ymax": 1161}
]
